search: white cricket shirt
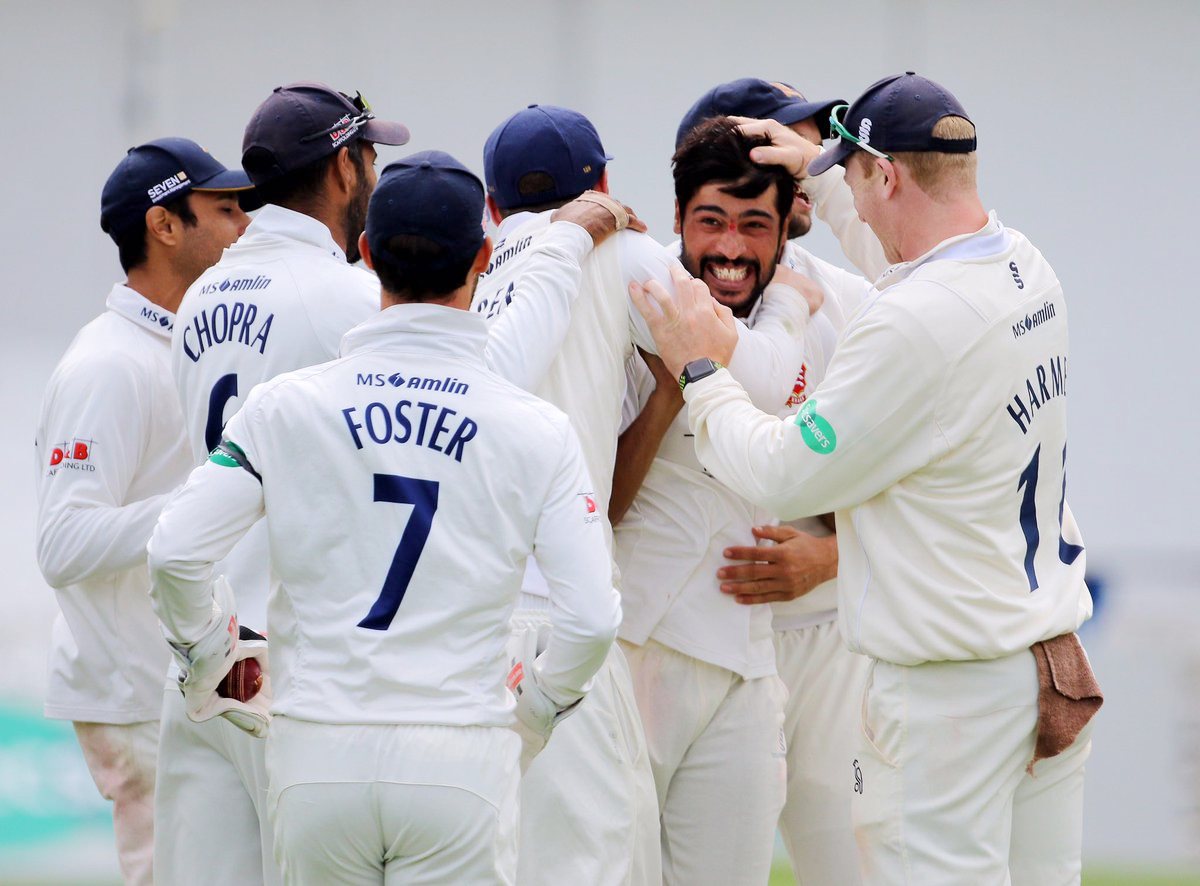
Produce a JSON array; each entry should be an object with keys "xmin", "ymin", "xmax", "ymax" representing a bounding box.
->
[
  {"xmin": 35, "ymin": 285, "xmax": 193, "ymax": 722},
  {"xmin": 171, "ymin": 206, "xmax": 380, "ymax": 634},
  {"xmin": 686, "ymin": 213, "xmax": 1092, "ymax": 665},
  {"xmin": 173, "ymin": 206, "xmax": 595, "ymax": 631},
  {"xmin": 614, "ymin": 241, "xmax": 812, "ymax": 678},
  {"xmin": 150, "ymin": 305, "xmax": 621, "ymax": 726}
]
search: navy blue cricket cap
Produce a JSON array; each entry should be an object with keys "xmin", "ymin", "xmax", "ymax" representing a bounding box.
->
[
  {"xmin": 676, "ymin": 78, "xmax": 843, "ymax": 149},
  {"xmin": 808, "ymin": 72, "xmax": 977, "ymax": 176},
  {"xmin": 483, "ymin": 104, "xmax": 612, "ymax": 210},
  {"xmin": 366, "ymin": 151, "xmax": 486, "ymax": 273},
  {"xmin": 241, "ymin": 81, "xmax": 410, "ymax": 186},
  {"xmin": 99, "ymin": 137, "xmax": 253, "ymax": 238}
]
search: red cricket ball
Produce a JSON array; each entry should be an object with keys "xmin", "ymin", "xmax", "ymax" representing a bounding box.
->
[{"xmin": 217, "ymin": 658, "xmax": 263, "ymax": 702}]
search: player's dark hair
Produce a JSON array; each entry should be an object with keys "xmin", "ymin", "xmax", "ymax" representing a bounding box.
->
[
  {"xmin": 114, "ymin": 192, "xmax": 198, "ymax": 273},
  {"xmin": 672, "ymin": 117, "xmax": 794, "ymax": 222},
  {"xmin": 495, "ymin": 167, "xmax": 606, "ymax": 218},
  {"xmin": 371, "ymin": 234, "xmax": 476, "ymax": 302},
  {"xmin": 248, "ymin": 139, "xmax": 367, "ymax": 212}
]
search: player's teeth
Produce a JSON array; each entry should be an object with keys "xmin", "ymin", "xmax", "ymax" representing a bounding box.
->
[{"xmin": 712, "ymin": 266, "xmax": 748, "ymax": 282}]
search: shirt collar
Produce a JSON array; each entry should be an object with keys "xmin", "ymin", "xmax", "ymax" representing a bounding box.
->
[
  {"xmin": 240, "ymin": 204, "xmax": 346, "ymax": 261},
  {"xmin": 105, "ymin": 283, "xmax": 176, "ymax": 339},
  {"xmin": 495, "ymin": 210, "xmax": 546, "ymax": 239},
  {"xmin": 339, "ymin": 303, "xmax": 489, "ymax": 362},
  {"xmin": 875, "ymin": 211, "xmax": 1009, "ymax": 290}
]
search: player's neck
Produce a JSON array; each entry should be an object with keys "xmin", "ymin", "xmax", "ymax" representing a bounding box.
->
[
  {"xmin": 893, "ymin": 196, "xmax": 989, "ymax": 263},
  {"xmin": 124, "ymin": 264, "xmax": 189, "ymax": 315},
  {"xmin": 381, "ymin": 286, "xmax": 472, "ymax": 312},
  {"xmin": 304, "ymin": 203, "xmax": 351, "ymax": 258}
]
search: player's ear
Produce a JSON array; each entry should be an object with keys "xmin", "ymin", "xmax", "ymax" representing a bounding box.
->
[
  {"xmin": 470, "ymin": 236, "xmax": 494, "ymax": 277},
  {"xmin": 331, "ymin": 145, "xmax": 355, "ymax": 196},
  {"xmin": 595, "ymin": 169, "xmax": 610, "ymax": 195},
  {"xmin": 878, "ymin": 157, "xmax": 897, "ymax": 196},
  {"xmin": 486, "ymin": 195, "xmax": 504, "ymax": 227},
  {"xmin": 358, "ymin": 233, "xmax": 374, "ymax": 271},
  {"xmin": 144, "ymin": 205, "xmax": 178, "ymax": 248},
  {"xmin": 673, "ymin": 200, "xmax": 682, "ymax": 235}
]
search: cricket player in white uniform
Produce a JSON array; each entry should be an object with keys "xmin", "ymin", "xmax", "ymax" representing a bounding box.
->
[
  {"xmin": 610, "ymin": 117, "xmax": 827, "ymax": 885},
  {"xmin": 34, "ymin": 138, "xmax": 251, "ymax": 885},
  {"xmin": 632, "ymin": 73, "xmax": 1102, "ymax": 886},
  {"xmin": 149, "ymin": 150, "xmax": 621, "ymax": 886},
  {"xmin": 161, "ymin": 82, "xmax": 411, "ymax": 886},
  {"xmin": 672, "ymin": 80, "xmax": 884, "ymax": 884},
  {"xmin": 166, "ymin": 84, "xmax": 625, "ymax": 885},
  {"xmin": 475, "ymin": 104, "xmax": 811, "ymax": 886}
]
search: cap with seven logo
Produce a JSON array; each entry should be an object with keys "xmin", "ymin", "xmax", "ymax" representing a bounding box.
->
[
  {"xmin": 365, "ymin": 150, "xmax": 486, "ymax": 273},
  {"xmin": 675, "ymin": 78, "xmax": 844, "ymax": 148},
  {"xmin": 241, "ymin": 81, "xmax": 411, "ymax": 186},
  {"xmin": 99, "ymin": 137, "xmax": 253, "ymax": 238},
  {"xmin": 483, "ymin": 104, "xmax": 612, "ymax": 211},
  {"xmin": 808, "ymin": 72, "xmax": 977, "ymax": 176}
]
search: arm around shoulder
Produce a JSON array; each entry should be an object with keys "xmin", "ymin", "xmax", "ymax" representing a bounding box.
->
[{"xmin": 482, "ymin": 221, "xmax": 594, "ymax": 389}]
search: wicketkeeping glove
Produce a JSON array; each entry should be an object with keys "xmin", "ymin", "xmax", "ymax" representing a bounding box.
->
[
  {"xmin": 203, "ymin": 627, "xmax": 272, "ymax": 738},
  {"xmin": 506, "ymin": 624, "xmax": 582, "ymax": 771},
  {"xmin": 167, "ymin": 577, "xmax": 272, "ymax": 738}
]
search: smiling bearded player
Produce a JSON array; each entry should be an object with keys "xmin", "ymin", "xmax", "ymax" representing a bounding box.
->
[{"xmin": 609, "ymin": 118, "xmax": 821, "ymax": 885}]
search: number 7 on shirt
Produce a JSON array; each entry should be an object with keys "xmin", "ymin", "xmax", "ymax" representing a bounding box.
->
[{"xmin": 358, "ymin": 473, "xmax": 440, "ymax": 631}]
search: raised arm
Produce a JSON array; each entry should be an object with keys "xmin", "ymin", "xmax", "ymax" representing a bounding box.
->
[
  {"xmin": 483, "ymin": 192, "xmax": 644, "ymax": 390},
  {"xmin": 731, "ymin": 115, "xmax": 889, "ymax": 280}
]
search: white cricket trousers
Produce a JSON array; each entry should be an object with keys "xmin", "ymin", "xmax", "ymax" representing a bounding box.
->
[
  {"xmin": 73, "ymin": 720, "xmax": 157, "ymax": 886},
  {"xmin": 620, "ymin": 638, "xmax": 787, "ymax": 886},
  {"xmin": 855, "ymin": 650, "xmax": 1095, "ymax": 886},
  {"xmin": 155, "ymin": 686, "xmax": 279, "ymax": 885},
  {"xmin": 774, "ymin": 620, "xmax": 870, "ymax": 886},
  {"xmin": 267, "ymin": 718, "xmax": 520, "ymax": 885},
  {"xmin": 517, "ymin": 614, "xmax": 661, "ymax": 886}
]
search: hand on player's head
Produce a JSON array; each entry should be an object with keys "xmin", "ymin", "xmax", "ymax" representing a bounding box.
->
[
  {"xmin": 728, "ymin": 116, "xmax": 821, "ymax": 179},
  {"xmin": 629, "ymin": 262, "xmax": 738, "ymax": 379},
  {"xmin": 770, "ymin": 265, "xmax": 825, "ymax": 317}
]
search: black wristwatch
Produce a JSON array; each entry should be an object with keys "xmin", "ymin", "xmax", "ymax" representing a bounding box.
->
[{"xmin": 678, "ymin": 357, "xmax": 724, "ymax": 391}]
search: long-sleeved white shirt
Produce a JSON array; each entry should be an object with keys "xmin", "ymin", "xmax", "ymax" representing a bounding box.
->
[
  {"xmin": 172, "ymin": 205, "xmax": 595, "ymax": 631},
  {"xmin": 685, "ymin": 213, "xmax": 1092, "ymax": 665},
  {"xmin": 149, "ymin": 305, "xmax": 620, "ymax": 726},
  {"xmin": 35, "ymin": 284, "xmax": 193, "ymax": 722}
]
